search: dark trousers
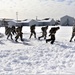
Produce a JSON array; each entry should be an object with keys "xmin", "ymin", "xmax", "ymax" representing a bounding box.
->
[
  {"xmin": 15, "ymin": 33, "xmax": 23, "ymax": 42},
  {"xmin": 7, "ymin": 33, "xmax": 13, "ymax": 40},
  {"xmin": 29, "ymin": 31, "xmax": 36, "ymax": 39},
  {"xmin": 12, "ymin": 30, "xmax": 16, "ymax": 35},
  {"xmin": 38, "ymin": 32, "xmax": 47, "ymax": 40},
  {"xmin": 70, "ymin": 32, "xmax": 75, "ymax": 42},
  {"xmin": 46, "ymin": 35, "xmax": 55, "ymax": 44}
]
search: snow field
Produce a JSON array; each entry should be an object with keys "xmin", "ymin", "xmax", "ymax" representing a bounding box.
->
[{"xmin": 0, "ymin": 26, "xmax": 75, "ymax": 75}]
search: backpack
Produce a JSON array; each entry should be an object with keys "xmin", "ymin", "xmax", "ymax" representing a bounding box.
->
[
  {"xmin": 30, "ymin": 25, "xmax": 35, "ymax": 30},
  {"xmin": 50, "ymin": 27, "xmax": 57, "ymax": 33},
  {"xmin": 50, "ymin": 27, "xmax": 56, "ymax": 33}
]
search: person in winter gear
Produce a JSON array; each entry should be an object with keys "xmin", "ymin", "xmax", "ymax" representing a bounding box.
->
[
  {"xmin": 15, "ymin": 26, "xmax": 23, "ymax": 42},
  {"xmin": 46, "ymin": 27, "xmax": 60, "ymax": 44},
  {"xmin": 38, "ymin": 26, "xmax": 48, "ymax": 40},
  {"xmin": 5, "ymin": 26, "xmax": 13, "ymax": 40},
  {"xmin": 12, "ymin": 26, "xmax": 16, "ymax": 35},
  {"xmin": 29, "ymin": 25, "xmax": 36, "ymax": 39},
  {"xmin": 70, "ymin": 25, "xmax": 75, "ymax": 42}
]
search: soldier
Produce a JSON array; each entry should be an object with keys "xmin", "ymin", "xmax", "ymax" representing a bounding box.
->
[
  {"xmin": 5, "ymin": 26, "xmax": 8, "ymax": 35},
  {"xmin": 12, "ymin": 26, "xmax": 16, "ymax": 35},
  {"xmin": 5, "ymin": 26, "xmax": 13, "ymax": 40},
  {"xmin": 70, "ymin": 25, "xmax": 75, "ymax": 42},
  {"xmin": 29, "ymin": 24, "xmax": 36, "ymax": 39},
  {"xmin": 38, "ymin": 26, "xmax": 48, "ymax": 40},
  {"xmin": 15, "ymin": 26, "xmax": 23, "ymax": 42},
  {"xmin": 46, "ymin": 27, "xmax": 60, "ymax": 44}
]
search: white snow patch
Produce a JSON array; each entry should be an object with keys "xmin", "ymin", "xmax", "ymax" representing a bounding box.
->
[{"xmin": 0, "ymin": 26, "xmax": 75, "ymax": 75}]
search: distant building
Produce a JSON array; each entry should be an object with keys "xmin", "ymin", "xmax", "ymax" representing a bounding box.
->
[
  {"xmin": 37, "ymin": 19, "xmax": 51, "ymax": 26},
  {"xmin": 36, "ymin": 18, "xmax": 56, "ymax": 26},
  {"xmin": 55, "ymin": 20, "xmax": 60, "ymax": 25},
  {"xmin": 1, "ymin": 18, "xmax": 13, "ymax": 27},
  {"xmin": 37, "ymin": 20, "xmax": 43, "ymax": 26},
  {"xmin": 40, "ymin": 18, "xmax": 56, "ymax": 26},
  {"xmin": 22, "ymin": 19, "xmax": 38, "ymax": 26},
  {"xmin": 50, "ymin": 19, "xmax": 56, "ymax": 26},
  {"xmin": 8, "ymin": 20, "xmax": 23, "ymax": 27},
  {"xmin": 42, "ymin": 19, "xmax": 50, "ymax": 26},
  {"xmin": 60, "ymin": 15, "xmax": 75, "ymax": 26},
  {"xmin": 29, "ymin": 19, "xmax": 38, "ymax": 26}
]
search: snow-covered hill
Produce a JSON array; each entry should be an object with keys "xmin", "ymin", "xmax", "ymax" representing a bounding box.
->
[{"xmin": 0, "ymin": 26, "xmax": 75, "ymax": 75}]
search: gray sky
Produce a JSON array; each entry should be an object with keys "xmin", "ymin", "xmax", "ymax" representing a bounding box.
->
[{"xmin": 0, "ymin": 0, "xmax": 75, "ymax": 20}]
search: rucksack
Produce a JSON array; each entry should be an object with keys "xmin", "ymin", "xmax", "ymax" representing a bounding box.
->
[
  {"xmin": 30, "ymin": 25, "xmax": 35, "ymax": 30},
  {"xmin": 50, "ymin": 27, "xmax": 56, "ymax": 33},
  {"xmin": 50, "ymin": 27, "xmax": 57, "ymax": 33}
]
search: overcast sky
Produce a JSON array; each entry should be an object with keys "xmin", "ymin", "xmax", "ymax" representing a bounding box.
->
[{"xmin": 0, "ymin": 0, "xmax": 75, "ymax": 20}]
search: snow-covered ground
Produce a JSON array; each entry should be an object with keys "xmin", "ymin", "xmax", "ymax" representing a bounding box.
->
[{"xmin": 0, "ymin": 26, "xmax": 75, "ymax": 75}]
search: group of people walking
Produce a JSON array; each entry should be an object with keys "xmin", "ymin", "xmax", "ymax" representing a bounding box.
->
[
  {"xmin": 3, "ymin": 24, "xmax": 75, "ymax": 44},
  {"xmin": 5, "ymin": 25, "xmax": 24, "ymax": 42},
  {"xmin": 29, "ymin": 24, "xmax": 75, "ymax": 44},
  {"xmin": 29, "ymin": 25, "xmax": 60, "ymax": 44}
]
